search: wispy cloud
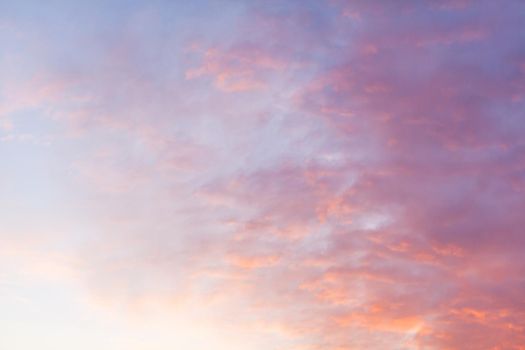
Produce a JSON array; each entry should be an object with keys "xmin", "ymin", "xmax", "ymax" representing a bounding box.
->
[{"xmin": 1, "ymin": 1, "xmax": 524, "ymax": 349}]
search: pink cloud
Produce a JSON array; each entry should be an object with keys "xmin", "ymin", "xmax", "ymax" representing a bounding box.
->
[
  {"xmin": 3, "ymin": 1, "xmax": 525, "ymax": 349},
  {"xmin": 186, "ymin": 44, "xmax": 287, "ymax": 92}
]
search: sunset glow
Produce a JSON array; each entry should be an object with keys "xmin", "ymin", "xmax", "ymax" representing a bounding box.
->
[{"xmin": 2, "ymin": 1, "xmax": 525, "ymax": 349}]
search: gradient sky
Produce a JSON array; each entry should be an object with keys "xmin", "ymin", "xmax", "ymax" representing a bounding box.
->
[{"xmin": 1, "ymin": 1, "xmax": 525, "ymax": 349}]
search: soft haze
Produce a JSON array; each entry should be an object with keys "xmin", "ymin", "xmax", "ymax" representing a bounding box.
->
[{"xmin": 1, "ymin": 1, "xmax": 525, "ymax": 349}]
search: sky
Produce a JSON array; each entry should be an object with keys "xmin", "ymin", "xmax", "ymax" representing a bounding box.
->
[{"xmin": 1, "ymin": 0, "xmax": 525, "ymax": 349}]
